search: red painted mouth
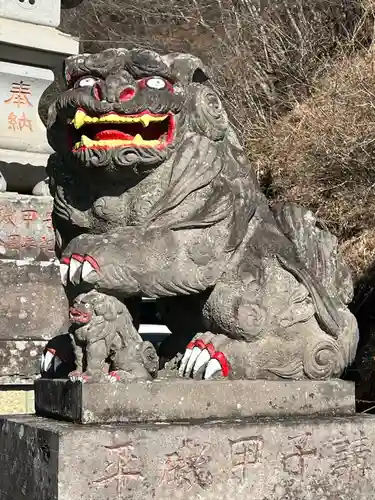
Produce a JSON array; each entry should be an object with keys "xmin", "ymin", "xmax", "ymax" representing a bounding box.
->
[
  {"xmin": 69, "ymin": 307, "xmax": 91, "ymax": 325},
  {"xmin": 71, "ymin": 110, "xmax": 175, "ymax": 152}
]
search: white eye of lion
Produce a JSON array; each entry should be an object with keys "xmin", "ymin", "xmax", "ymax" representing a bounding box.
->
[
  {"xmin": 77, "ymin": 77, "xmax": 97, "ymax": 88},
  {"xmin": 146, "ymin": 77, "xmax": 166, "ymax": 90}
]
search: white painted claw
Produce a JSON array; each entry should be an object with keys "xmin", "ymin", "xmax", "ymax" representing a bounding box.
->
[
  {"xmin": 69, "ymin": 258, "xmax": 82, "ymax": 283},
  {"xmin": 42, "ymin": 351, "xmax": 54, "ymax": 372},
  {"xmin": 193, "ymin": 349, "xmax": 211, "ymax": 377},
  {"xmin": 53, "ymin": 356, "xmax": 62, "ymax": 371},
  {"xmin": 179, "ymin": 347, "xmax": 193, "ymax": 377},
  {"xmin": 59, "ymin": 263, "xmax": 69, "ymax": 286},
  {"xmin": 40, "ymin": 354, "xmax": 45, "ymax": 372},
  {"xmin": 204, "ymin": 359, "xmax": 222, "ymax": 379},
  {"xmin": 69, "ymin": 375, "xmax": 86, "ymax": 384},
  {"xmin": 185, "ymin": 346, "xmax": 202, "ymax": 377},
  {"xmin": 81, "ymin": 260, "xmax": 96, "ymax": 281}
]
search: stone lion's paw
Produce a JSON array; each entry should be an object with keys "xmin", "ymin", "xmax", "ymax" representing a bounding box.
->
[
  {"xmin": 179, "ymin": 336, "xmax": 231, "ymax": 380},
  {"xmin": 105, "ymin": 371, "xmax": 121, "ymax": 383},
  {"xmin": 68, "ymin": 371, "xmax": 89, "ymax": 383},
  {"xmin": 60, "ymin": 253, "xmax": 99, "ymax": 286}
]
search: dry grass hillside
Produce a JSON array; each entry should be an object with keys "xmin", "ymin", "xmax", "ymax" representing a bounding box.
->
[
  {"xmin": 253, "ymin": 52, "xmax": 375, "ymax": 277},
  {"xmin": 56, "ymin": 0, "xmax": 375, "ymax": 401}
]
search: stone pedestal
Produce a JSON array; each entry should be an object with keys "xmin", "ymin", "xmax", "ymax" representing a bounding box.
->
[
  {"xmin": 34, "ymin": 379, "xmax": 355, "ymax": 424},
  {"xmin": 1, "ymin": 380, "xmax": 375, "ymax": 499}
]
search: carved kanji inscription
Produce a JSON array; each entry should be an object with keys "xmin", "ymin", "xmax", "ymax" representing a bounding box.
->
[
  {"xmin": 330, "ymin": 432, "xmax": 371, "ymax": 479},
  {"xmin": 230, "ymin": 436, "xmax": 264, "ymax": 482},
  {"xmin": 92, "ymin": 443, "xmax": 143, "ymax": 498},
  {"xmin": 281, "ymin": 432, "xmax": 317, "ymax": 476},
  {"xmin": 160, "ymin": 438, "xmax": 213, "ymax": 490}
]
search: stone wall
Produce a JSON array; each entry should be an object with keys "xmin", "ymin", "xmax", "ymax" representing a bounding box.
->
[{"xmin": 0, "ymin": 2, "xmax": 79, "ymax": 414}]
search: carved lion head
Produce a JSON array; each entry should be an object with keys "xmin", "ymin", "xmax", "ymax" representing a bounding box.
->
[{"xmin": 47, "ymin": 48, "xmax": 230, "ymax": 172}]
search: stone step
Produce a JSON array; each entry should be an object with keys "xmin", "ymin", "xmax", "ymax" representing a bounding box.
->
[{"xmin": 1, "ymin": 412, "xmax": 374, "ymax": 499}]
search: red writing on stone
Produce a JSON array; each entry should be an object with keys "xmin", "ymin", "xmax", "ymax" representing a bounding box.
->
[
  {"xmin": 22, "ymin": 209, "xmax": 38, "ymax": 222},
  {"xmin": 4, "ymin": 81, "xmax": 33, "ymax": 107},
  {"xmin": 1, "ymin": 207, "xmax": 53, "ymax": 228},
  {"xmin": 0, "ymin": 207, "xmax": 17, "ymax": 226},
  {"xmin": 0, "ymin": 234, "xmax": 54, "ymax": 254},
  {"xmin": 43, "ymin": 212, "xmax": 53, "ymax": 230},
  {"xmin": 8, "ymin": 112, "xmax": 33, "ymax": 132}
]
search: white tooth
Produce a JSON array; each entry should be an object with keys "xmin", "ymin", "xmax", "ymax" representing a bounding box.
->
[
  {"xmin": 43, "ymin": 351, "xmax": 54, "ymax": 372},
  {"xmin": 53, "ymin": 357, "xmax": 62, "ymax": 371},
  {"xmin": 60, "ymin": 263, "xmax": 69, "ymax": 285},
  {"xmin": 81, "ymin": 260, "xmax": 95, "ymax": 281},
  {"xmin": 178, "ymin": 348, "xmax": 193, "ymax": 377},
  {"xmin": 185, "ymin": 346, "xmax": 202, "ymax": 377},
  {"xmin": 193, "ymin": 349, "xmax": 211, "ymax": 377},
  {"xmin": 40, "ymin": 354, "xmax": 45, "ymax": 372},
  {"xmin": 204, "ymin": 359, "xmax": 222, "ymax": 380},
  {"xmin": 69, "ymin": 375, "xmax": 76, "ymax": 382},
  {"xmin": 69, "ymin": 258, "xmax": 81, "ymax": 282}
]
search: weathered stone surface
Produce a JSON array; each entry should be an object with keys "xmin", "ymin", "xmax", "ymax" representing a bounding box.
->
[
  {"xmin": 34, "ymin": 379, "xmax": 355, "ymax": 424},
  {"xmin": 0, "ymin": 193, "xmax": 54, "ymax": 260},
  {"xmin": 1, "ymin": 414, "xmax": 375, "ymax": 499},
  {"xmin": 0, "ymin": 340, "xmax": 45, "ymax": 380},
  {"xmin": 0, "ymin": 260, "xmax": 68, "ymax": 342}
]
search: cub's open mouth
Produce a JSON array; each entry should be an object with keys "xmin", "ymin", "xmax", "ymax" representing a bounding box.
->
[
  {"xmin": 69, "ymin": 307, "xmax": 91, "ymax": 324},
  {"xmin": 70, "ymin": 109, "xmax": 175, "ymax": 151}
]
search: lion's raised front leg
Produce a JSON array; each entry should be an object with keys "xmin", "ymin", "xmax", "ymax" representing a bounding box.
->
[
  {"xmin": 67, "ymin": 290, "xmax": 158, "ymax": 383},
  {"xmin": 59, "ymin": 228, "xmax": 223, "ymax": 299}
]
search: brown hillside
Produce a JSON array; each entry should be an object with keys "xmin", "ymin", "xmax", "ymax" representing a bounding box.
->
[{"xmin": 252, "ymin": 51, "xmax": 375, "ymax": 278}]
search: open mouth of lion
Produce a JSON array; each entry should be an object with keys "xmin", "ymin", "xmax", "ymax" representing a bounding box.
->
[
  {"xmin": 69, "ymin": 307, "xmax": 91, "ymax": 324},
  {"xmin": 70, "ymin": 109, "xmax": 175, "ymax": 151}
]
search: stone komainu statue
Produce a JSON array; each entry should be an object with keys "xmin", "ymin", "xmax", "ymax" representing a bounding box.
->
[{"xmin": 43, "ymin": 48, "xmax": 358, "ymax": 382}]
